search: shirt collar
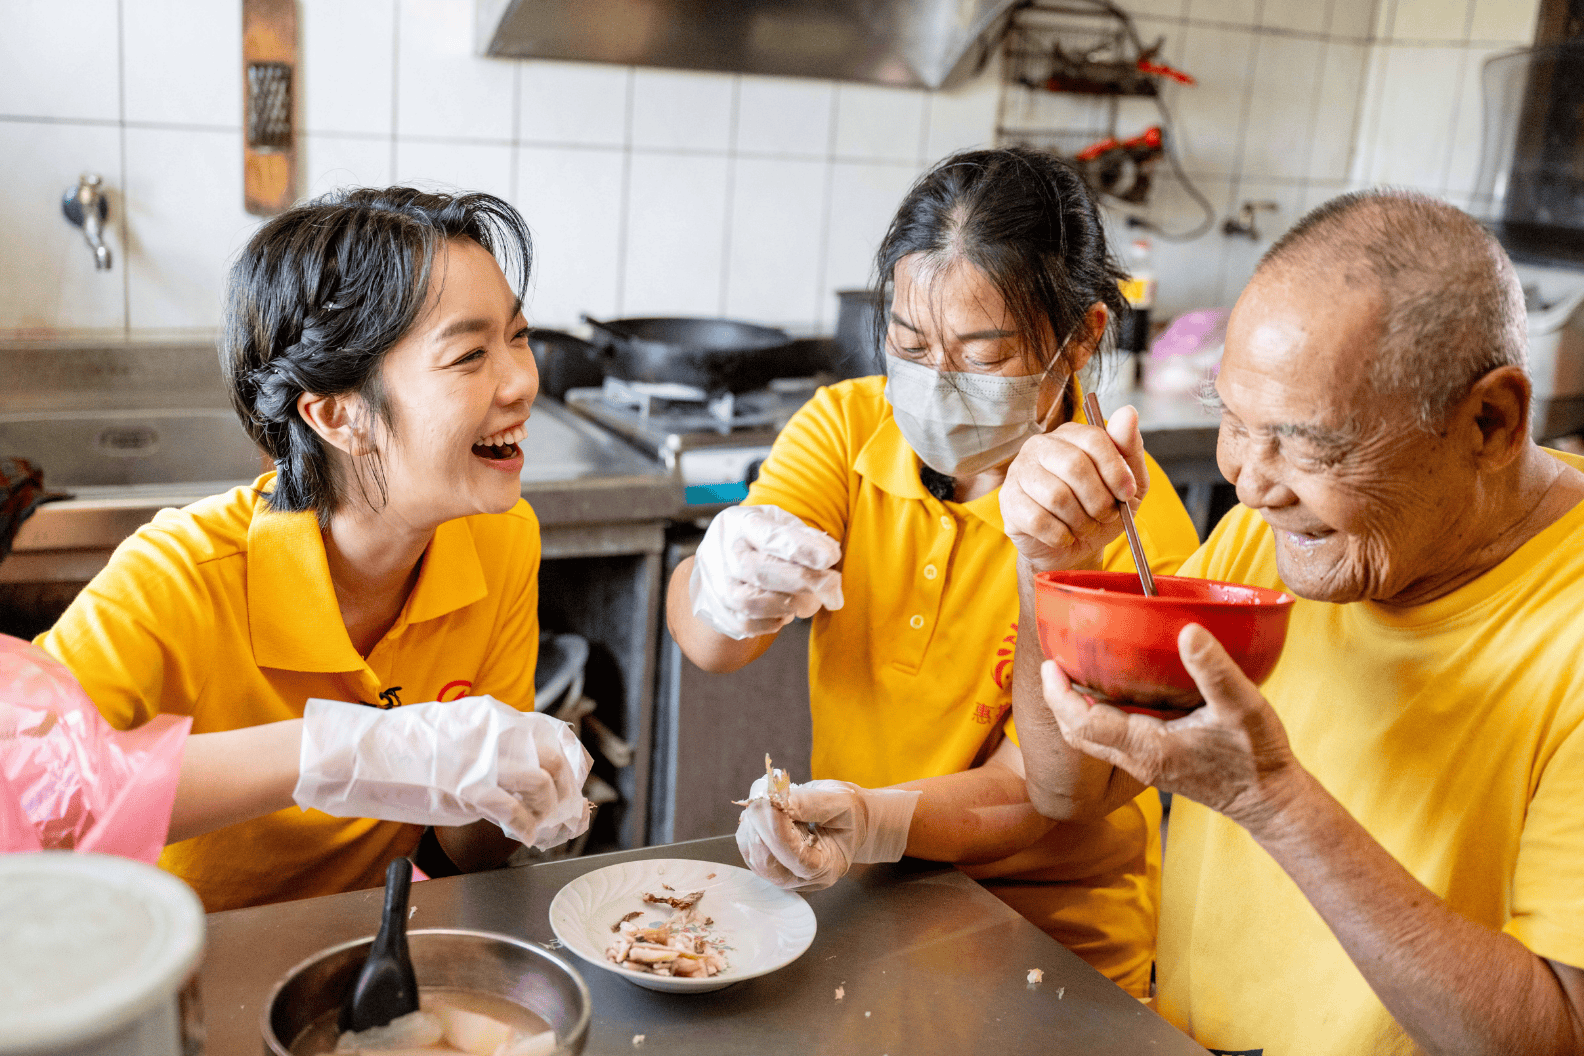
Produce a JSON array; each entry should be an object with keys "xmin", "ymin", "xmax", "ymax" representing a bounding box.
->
[
  {"xmin": 853, "ymin": 377, "xmax": 1085, "ymax": 532},
  {"xmin": 403, "ymin": 517, "xmax": 489, "ymax": 624},
  {"xmin": 247, "ymin": 488, "xmax": 489, "ymax": 672},
  {"xmin": 853, "ymin": 414, "xmax": 933, "ymax": 502},
  {"xmin": 248, "ymin": 500, "xmax": 363, "ymax": 673}
]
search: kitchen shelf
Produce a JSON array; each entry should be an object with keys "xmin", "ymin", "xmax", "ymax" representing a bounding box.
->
[{"xmin": 994, "ymin": 2, "xmax": 1168, "ymax": 153}]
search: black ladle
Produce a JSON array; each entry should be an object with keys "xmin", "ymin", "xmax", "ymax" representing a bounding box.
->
[{"xmin": 339, "ymin": 857, "xmax": 419, "ymax": 1034}]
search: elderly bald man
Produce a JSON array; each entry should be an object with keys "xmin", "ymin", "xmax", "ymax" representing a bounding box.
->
[{"xmin": 997, "ymin": 189, "xmax": 1584, "ymax": 1056}]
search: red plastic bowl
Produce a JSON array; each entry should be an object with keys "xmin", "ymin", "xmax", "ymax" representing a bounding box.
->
[{"xmin": 1034, "ymin": 570, "xmax": 1296, "ymax": 718}]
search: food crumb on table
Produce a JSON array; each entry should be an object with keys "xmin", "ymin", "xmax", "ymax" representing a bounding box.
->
[
  {"xmin": 864, "ymin": 1011, "xmax": 871, "ymax": 1018},
  {"xmin": 1057, "ymin": 987, "xmax": 1065, "ymax": 1000},
  {"xmin": 834, "ymin": 986, "xmax": 844, "ymax": 1000},
  {"xmin": 1026, "ymin": 968, "xmax": 1043, "ymax": 985},
  {"xmin": 633, "ymin": 1034, "xmax": 645, "ymax": 1047}
]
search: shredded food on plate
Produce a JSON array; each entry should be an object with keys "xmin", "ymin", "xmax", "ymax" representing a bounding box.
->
[{"xmin": 605, "ymin": 889, "xmax": 729, "ymax": 978}]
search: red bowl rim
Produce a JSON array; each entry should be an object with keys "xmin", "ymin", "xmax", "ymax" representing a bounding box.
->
[{"xmin": 1034, "ymin": 570, "xmax": 1296, "ymax": 609}]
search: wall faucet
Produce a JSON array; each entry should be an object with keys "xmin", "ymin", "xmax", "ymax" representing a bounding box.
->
[
  {"xmin": 62, "ymin": 173, "xmax": 112, "ymax": 270},
  {"xmin": 1222, "ymin": 199, "xmax": 1279, "ymax": 240}
]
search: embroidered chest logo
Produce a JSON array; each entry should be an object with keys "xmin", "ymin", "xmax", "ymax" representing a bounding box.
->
[
  {"xmin": 992, "ymin": 622, "xmax": 1017, "ymax": 690},
  {"xmin": 969, "ymin": 622, "xmax": 1020, "ymax": 725},
  {"xmin": 357, "ymin": 681, "xmax": 473, "ymax": 709}
]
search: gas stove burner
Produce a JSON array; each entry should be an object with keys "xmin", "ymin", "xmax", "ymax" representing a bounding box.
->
[
  {"xmin": 596, "ymin": 376, "xmax": 777, "ymax": 434},
  {"xmin": 602, "ymin": 376, "xmax": 708, "ymax": 407}
]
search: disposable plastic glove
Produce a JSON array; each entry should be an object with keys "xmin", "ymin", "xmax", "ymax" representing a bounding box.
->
[
  {"xmin": 690, "ymin": 504, "xmax": 844, "ymax": 640},
  {"xmin": 293, "ymin": 695, "xmax": 592, "ymax": 850},
  {"xmin": 735, "ymin": 776, "xmax": 920, "ymax": 892}
]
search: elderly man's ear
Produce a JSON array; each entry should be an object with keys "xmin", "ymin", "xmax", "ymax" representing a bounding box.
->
[{"xmin": 1462, "ymin": 365, "xmax": 1532, "ymax": 470}]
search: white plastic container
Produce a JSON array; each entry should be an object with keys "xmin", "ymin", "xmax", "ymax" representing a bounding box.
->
[{"xmin": 0, "ymin": 852, "xmax": 206, "ymax": 1056}]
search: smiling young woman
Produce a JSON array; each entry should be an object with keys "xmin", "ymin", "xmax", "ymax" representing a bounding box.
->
[{"xmin": 35, "ymin": 188, "xmax": 592, "ymax": 912}]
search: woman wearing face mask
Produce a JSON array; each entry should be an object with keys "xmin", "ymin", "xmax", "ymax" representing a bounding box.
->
[
  {"xmin": 665, "ymin": 148, "xmax": 1200, "ymax": 995},
  {"xmin": 36, "ymin": 188, "xmax": 592, "ymax": 911}
]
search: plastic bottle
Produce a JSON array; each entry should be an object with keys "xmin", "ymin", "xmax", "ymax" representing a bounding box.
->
[{"xmin": 1117, "ymin": 237, "xmax": 1157, "ymax": 386}]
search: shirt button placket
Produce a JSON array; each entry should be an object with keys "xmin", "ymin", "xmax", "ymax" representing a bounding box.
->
[{"xmin": 909, "ymin": 512, "xmax": 952, "ymax": 648}]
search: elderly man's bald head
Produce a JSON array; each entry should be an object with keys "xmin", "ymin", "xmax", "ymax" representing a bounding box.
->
[{"xmin": 1254, "ymin": 190, "xmax": 1527, "ymax": 432}]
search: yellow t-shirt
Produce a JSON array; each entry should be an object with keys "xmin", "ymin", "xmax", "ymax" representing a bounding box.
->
[
  {"xmin": 37, "ymin": 474, "xmax": 542, "ymax": 912},
  {"xmin": 1158, "ymin": 454, "xmax": 1584, "ymax": 1055},
  {"xmin": 744, "ymin": 376, "xmax": 1202, "ymax": 994}
]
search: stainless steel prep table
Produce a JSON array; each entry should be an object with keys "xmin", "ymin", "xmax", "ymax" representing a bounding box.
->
[{"xmin": 202, "ymin": 836, "xmax": 1206, "ymax": 1056}]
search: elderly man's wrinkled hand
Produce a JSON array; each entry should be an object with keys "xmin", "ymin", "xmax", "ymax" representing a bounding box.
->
[
  {"xmin": 1000, "ymin": 405, "xmax": 1148, "ymax": 573},
  {"xmin": 1038, "ymin": 624, "xmax": 1305, "ymax": 832}
]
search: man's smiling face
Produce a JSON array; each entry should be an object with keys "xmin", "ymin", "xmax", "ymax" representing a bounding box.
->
[{"xmin": 1213, "ymin": 267, "xmax": 1471, "ymax": 605}]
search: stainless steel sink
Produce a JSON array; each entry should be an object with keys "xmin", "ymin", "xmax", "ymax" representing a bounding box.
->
[
  {"xmin": 1, "ymin": 338, "xmax": 267, "ymax": 496},
  {"xmin": 0, "ymin": 338, "xmax": 682, "ymax": 587},
  {"xmin": 0, "ymin": 408, "xmax": 267, "ymax": 491}
]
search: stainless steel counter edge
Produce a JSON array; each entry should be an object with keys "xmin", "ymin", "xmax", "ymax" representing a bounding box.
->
[{"xmin": 6, "ymin": 400, "xmax": 685, "ymax": 581}]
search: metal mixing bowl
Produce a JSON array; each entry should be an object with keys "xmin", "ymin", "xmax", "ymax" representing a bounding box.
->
[{"xmin": 260, "ymin": 928, "xmax": 591, "ymax": 1055}]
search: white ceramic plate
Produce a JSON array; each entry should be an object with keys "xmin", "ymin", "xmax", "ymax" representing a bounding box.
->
[{"xmin": 548, "ymin": 859, "xmax": 816, "ymax": 993}]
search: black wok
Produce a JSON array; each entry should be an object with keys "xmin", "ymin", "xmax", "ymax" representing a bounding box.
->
[
  {"xmin": 581, "ymin": 315, "xmax": 794, "ymax": 394},
  {"xmin": 528, "ymin": 328, "xmax": 605, "ymax": 399}
]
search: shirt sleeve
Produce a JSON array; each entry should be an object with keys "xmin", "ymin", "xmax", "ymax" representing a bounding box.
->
[
  {"xmin": 34, "ymin": 525, "xmax": 212, "ymax": 731},
  {"xmin": 742, "ymin": 383, "xmax": 855, "ymax": 544},
  {"xmin": 1504, "ymin": 709, "xmax": 1584, "ymax": 968},
  {"xmin": 472, "ymin": 502, "xmax": 542, "ymax": 714}
]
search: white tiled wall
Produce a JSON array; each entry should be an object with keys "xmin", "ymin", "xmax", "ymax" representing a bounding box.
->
[
  {"xmin": 0, "ymin": 0, "xmax": 1544, "ymax": 337},
  {"xmin": 1098, "ymin": 0, "xmax": 1386, "ymax": 315},
  {"xmin": 1351, "ymin": 0, "xmax": 1541, "ymax": 205},
  {"xmin": 0, "ymin": 0, "xmax": 997, "ymax": 336},
  {"xmin": 1090, "ymin": 0, "xmax": 1540, "ymax": 316}
]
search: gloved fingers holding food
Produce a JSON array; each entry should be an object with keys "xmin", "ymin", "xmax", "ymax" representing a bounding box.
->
[
  {"xmin": 293, "ymin": 694, "xmax": 593, "ymax": 850},
  {"xmin": 735, "ymin": 785, "xmax": 851, "ymax": 892},
  {"xmin": 733, "ymin": 756, "xmax": 921, "ymax": 892},
  {"xmin": 690, "ymin": 505, "xmax": 845, "ymax": 640}
]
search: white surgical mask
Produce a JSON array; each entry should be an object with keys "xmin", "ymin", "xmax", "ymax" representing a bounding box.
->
[{"xmin": 883, "ymin": 353, "xmax": 1048, "ymax": 478}]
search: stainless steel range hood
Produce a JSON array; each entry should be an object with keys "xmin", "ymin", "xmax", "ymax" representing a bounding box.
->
[{"xmin": 477, "ymin": 0, "xmax": 1019, "ymax": 90}]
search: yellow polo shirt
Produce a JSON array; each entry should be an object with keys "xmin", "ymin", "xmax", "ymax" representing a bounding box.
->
[
  {"xmin": 744, "ymin": 376, "xmax": 1201, "ymax": 994},
  {"xmin": 1158, "ymin": 457, "xmax": 1584, "ymax": 1054},
  {"xmin": 37, "ymin": 474, "xmax": 541, "ymax": 912}
]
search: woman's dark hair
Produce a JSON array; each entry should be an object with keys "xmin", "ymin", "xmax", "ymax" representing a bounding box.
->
[
  {"xmin": 870, "ymin": 147, "xmax": 1127, "ymax": 395},
  {"xmin": 221, "ymin": 186, "xmax": 532, "ymax": 523}
]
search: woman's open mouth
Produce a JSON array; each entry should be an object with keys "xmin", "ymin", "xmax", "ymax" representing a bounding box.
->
[{"xmin": 472, "ymin": 423, "xmax": 526, "ymax": 462}]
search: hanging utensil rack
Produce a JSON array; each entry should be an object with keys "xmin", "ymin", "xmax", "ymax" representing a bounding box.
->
[{"xmin": 994, "ymin": 1, "xmax": 1215, "ymax": 240}]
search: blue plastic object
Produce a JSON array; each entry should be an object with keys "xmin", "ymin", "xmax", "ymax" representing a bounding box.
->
[{"xmin": 685, "ymin": 481, "xmax": 749, "ymax": 505}]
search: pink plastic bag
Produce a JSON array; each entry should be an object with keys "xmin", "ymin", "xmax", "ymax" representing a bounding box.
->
[{"xmin": 0, "ymin": 634, "xmax": 189, "ymax": 863}]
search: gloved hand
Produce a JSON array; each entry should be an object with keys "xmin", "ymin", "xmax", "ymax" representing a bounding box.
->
[
  {"xmin": 735, "ymin": 776, "xmax": 920, "ymax": 892},
  {"xmin": 689, "ymin": 504, "xmax": 844, "ymax": 640},
  {"xmin": 293, "ymin": 695, "xmax": 593, "ymax": 850}
]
